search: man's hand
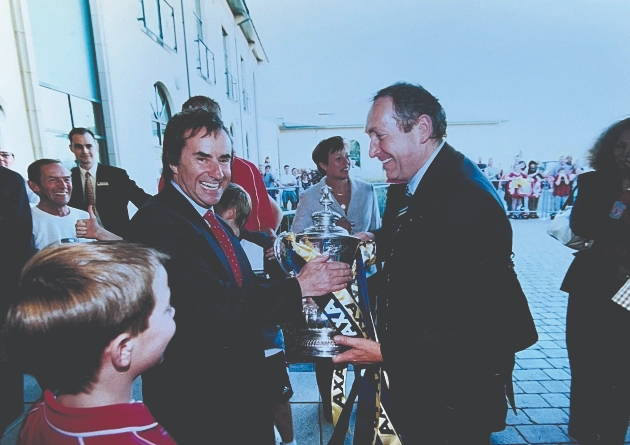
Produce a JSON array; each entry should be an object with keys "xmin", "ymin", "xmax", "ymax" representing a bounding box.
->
[
  {"xmin": 354, "ymin": 231, "xmax": 375, "ymax": 242},
  {"xmin": 296, "ymin": 254, "xmax": 353, "ymax": 296},
  {"xmin": 76, "ymin": 206, "xmax": 122, "ymax": 241},
  {"xmin": 332, "ymin": 336, "xmax": 383, "ymax": 365},
  {"xmin": 265, "ymin": 245, "xmax": 276, "ymax": 261}
]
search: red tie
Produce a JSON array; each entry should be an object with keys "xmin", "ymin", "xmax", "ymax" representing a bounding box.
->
[{"xmin": 203, "ymin": 210, "xmax": 243, "ymax": 286}]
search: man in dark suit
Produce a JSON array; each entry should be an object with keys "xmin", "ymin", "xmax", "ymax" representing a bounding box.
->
[
  {"xmin": 333, "ymin": 83, "xmax": 536, "ymax": 444},
  {"xmin": 67, "ymin": 128, "xmax": 151, "ymax": 237},
  {"xmin": 126, "ymin": 110, "xmax": 353, "ymax": 444},
  {"xmin": 0, "ymin": 166, "xmax": 35, "ymax": 435}
]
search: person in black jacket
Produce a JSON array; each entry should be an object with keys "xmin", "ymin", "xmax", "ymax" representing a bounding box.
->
[
  {"xmin": 67, "ymin": 128, "xmax": 151, "ymax": 237},
  {"xmin": 562, "ymin": 117, "xmax": 630, "ymax": 445},
  {"xmin": 0, "ymin": 166, "xmax": 35, "ymax": 434},
  {"xmin": 126, "ymin": 110, "xmax": 352, "ymax": 444},
  {"xmin": 332, "ymin": 82, "xmax": 537, "ymax": 444}
]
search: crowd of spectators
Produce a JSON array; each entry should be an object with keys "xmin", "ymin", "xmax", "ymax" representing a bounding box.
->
[
  {"xmin": 259, "ymin": 163, "xmax": 324, "ymax": 211},
  {"xmin": 478, "ymin": 155, "xmax": 585, "ymax": 219}
]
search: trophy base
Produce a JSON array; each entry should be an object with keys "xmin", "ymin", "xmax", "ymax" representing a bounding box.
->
[{"xmin": 283, "ymin": 326, "xmax": 348, "ymax": 363}]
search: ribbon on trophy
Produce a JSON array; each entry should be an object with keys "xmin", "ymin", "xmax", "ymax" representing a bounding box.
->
[{"xmin": 283, "ymin": 234, "xmax": 401, "ymax": 445}]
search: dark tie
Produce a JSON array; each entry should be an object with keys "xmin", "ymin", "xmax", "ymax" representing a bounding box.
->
[
  {"xmin": 396, "ymin": 186, "xmax": 413, "ymax": 219},
  {"xmin": 203, "ymin": 210, "xmax": 243, "ymax": 286}
]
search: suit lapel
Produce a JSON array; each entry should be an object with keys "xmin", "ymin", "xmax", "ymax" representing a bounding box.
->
[
  {"xmin": 70, "ymin": 167, "xmax": 84, "ymax": 207},
  {"xmin": 408, "ymin": 143, "xmax": 457, "ymax": 212},
  {"xmin": 161, "ymin": 184, "xmax": 254, "ymax": 285}
]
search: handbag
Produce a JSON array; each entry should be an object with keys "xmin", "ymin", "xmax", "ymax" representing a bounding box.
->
[{"xmin": 547, "ymin": 186, "xmax": 591, "ymax": 250}]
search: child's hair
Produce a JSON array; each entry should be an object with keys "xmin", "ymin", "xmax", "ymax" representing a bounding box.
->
[
  {"xmin": 1, "ymin": 242, "xmax": 169, "ymax": 395},
  {"xmin": 215, "ymin": 183, "xmax": 251, "ymax": 229}
]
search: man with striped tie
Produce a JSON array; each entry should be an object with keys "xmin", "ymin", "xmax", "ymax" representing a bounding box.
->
[{"xmin": 333, "ymin": 82, "xmax": 536, "ymax": 444}]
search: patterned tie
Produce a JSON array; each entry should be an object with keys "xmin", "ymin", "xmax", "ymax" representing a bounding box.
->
[
  {"xmin": 203, "ymin": 210, "xmax": 243, "ymax": 286},
  {"xmin": 396, "ymin": 186, "xmax": 413, "ymax": 219},
  {"xmin": 84, "ymin": 172, "xmax": 103, "ymax": 226},
  {"xmin": 84, "ymin": 172, "xmax": 95, "ymax": 207}
]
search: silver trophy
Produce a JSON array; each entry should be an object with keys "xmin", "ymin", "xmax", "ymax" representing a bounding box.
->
[{"xmin": 274, "ymin": 185, "xmax": 363, "ymax": 361}]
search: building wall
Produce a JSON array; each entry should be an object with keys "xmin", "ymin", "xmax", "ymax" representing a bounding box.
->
[
  {"xmin": 1, "ymin": 0, "xmax": 266, "ymax": 195},
  {"xmin": 0, "ymin": 0, "xmax": 43, "ymax": 175}
]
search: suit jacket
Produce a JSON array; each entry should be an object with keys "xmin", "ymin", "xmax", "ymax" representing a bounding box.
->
[
  {"xmin": 562, "ymin": 170, "xmax": 630, "ymax": 296},
  {"xmin": 126, "ymin": 182, "xmax": 302, "ymax": 443},
  {"xmin": 291, "ymin": 176, "xmax": 381, "ymax": 235},
  {"xmin": 373, "ymin": 144, "xmax": 536, "ymax": 434},
  {"xmin": 69, "ymin": 164, "xmax": 151, "ymax": 237},
  {"xmin": 0, "ymin": 166, "xmax": 34, "ymax": 430}
]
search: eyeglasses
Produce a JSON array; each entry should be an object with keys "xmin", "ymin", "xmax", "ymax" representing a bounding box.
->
[{"xmin": 0, "ymin": 152, "xmax": 14, "ymax": 158}]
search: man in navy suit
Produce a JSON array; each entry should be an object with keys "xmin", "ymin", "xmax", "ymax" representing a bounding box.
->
[
  {"xmin": 127, "ymin": 109, "xmax": 353, "ymax": 444},
  {"xmin": 0, "ymin": 166, "xmax": 35, "ymax": 435},
  {"xmin": 333, "ymin": 83, "xmax": 536, "ymax": 444},
  {"xmin": 67, "ymin": 128, "xmax": 151, "ymax": 237}
]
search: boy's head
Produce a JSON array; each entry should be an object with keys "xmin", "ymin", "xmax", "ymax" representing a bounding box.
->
[
  {"xmin": 214, "ymin": 183, "xmax": 252, "ymax": 232},
  {"xmin": 2, "ymin": 242, "xmax": 175, "ymax": 395}
]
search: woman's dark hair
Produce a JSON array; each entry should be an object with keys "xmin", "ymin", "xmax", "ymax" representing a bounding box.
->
[
  {"xmin": 588, "ymin": 117, "xmax": 630, "ymax": 172},
  {"xmin": 312, "ymin": 136, "xmax": 346, "ymax": 175},
  {"xmin": 527, "ymin": 161, "xmax": 538, "ymax": 175}
]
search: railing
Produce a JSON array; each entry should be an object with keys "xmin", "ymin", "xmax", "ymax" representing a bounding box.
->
[
  {"xmin": 242, "ymin": 90, "xmax": 250, "ymax": 112},
  {"xmin": 225, "ymin": 71, "xmax": 237, "ymax": 102},
  {"xmin": 196, "ymin": 38, "xmax": 216, "ymax": 83},
  {"xmin": 138, "ymin": 0, "xmax": 177, "ymax": 50}
]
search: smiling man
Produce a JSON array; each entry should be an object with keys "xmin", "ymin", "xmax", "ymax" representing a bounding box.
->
[
  {"xmin": 26, "ymin": 159, "xmax": 90, "ymax": 249},
  {"xmin": 333, "ymin": 83, "xmax": 537, "ymax": 444},
  {"xmin": 127, "ymin": 109, "xmax": 353, "ymax": 444},
  {"xmin": 27, "ymin": 159, "xmax": 119, "ymax": 249},
  {"xmin": 67, "ymin": 128, "xmax": 151, "ymax": 237}
]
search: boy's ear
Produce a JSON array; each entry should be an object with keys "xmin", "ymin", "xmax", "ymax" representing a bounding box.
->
[
  {"xmin": 108, "ymin": 333, "xmax": 134, "ymax": 370},
  {"xmin": 223, "ymin": 207, "xmax": 237, "ymax": 222}
]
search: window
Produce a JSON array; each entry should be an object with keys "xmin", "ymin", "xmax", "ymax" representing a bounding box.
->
[
  {"xmin": 223, "ymin": 29, "xmax": 237, "ymax": 102},
  {"xmin": 151, "ymin": 83, "xmax": 171, "ymax": 147},
  {"xmin": 39, "ymin": 86, "xmax": 108, "ymax": 167},
  {"xmin": 193, "ymin": 0, "xmax": 215, "ymax": 84},
  {"xmin": 138, "ymin": 0, "xmax": 177, "ymax": 51}
]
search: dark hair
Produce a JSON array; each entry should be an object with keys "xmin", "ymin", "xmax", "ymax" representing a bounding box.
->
[
  {"xmin": 214, "ymin": 183, "xmax": 251, "ymax": 229},
  {"xmin": 2, "ymin": 242, "xmax": 169, "ymax": 395},
  {"xmin": 27, "ymin": 159, "xmax": 62, "ymax": 185},
  {"xmin": 588, "ymin": 118, "xmax": 630, "ymax": 172},
  {"xmin": 373, "ymin": 82, "xmax": 447, "ymax": 138},
  {"xmin": 312, "ymin": 136, "xmax": 346, "ymax": 175},
  {"xmin": 68, "ymin": 127, "xmax": 96, "ymax": 143},
  {"xmin": 162, "ymin": 109, "xmax": 229, "ymax": 182},
  {"xmin": 181, "ymin": 95, "xmax": 222, "ymax": 117}
]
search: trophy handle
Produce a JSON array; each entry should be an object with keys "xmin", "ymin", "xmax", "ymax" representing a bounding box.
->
[{"xmin": 273, "ymin": 231, "xmax": 297, "ymax": 277}]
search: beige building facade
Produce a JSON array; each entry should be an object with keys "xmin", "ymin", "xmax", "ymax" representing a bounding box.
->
[{"xmin": 1, "ymin": 0, "xmax": 275, "ymax": 195}]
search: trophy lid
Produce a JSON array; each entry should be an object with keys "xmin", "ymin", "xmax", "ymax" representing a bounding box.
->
[{"xmin": 301, "ymin": 185, "xmax": 350, "ymax": 236}]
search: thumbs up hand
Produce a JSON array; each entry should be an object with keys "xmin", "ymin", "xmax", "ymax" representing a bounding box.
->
[
  {"xmin": 76, "ymin": 206, "xmax": 122, "ymax": 241},
  {"xmin": 76, "ymin": 205, "xmax": 101, "ymax": 239}
]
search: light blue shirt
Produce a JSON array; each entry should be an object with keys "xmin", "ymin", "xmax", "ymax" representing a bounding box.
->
[
  {"xmin": 406, "ymin": 140, "xmax": 445, "ymax": 195},
  {"xmin": 171, "ymin": 180, "xmax": 212, "ymax": 217}
]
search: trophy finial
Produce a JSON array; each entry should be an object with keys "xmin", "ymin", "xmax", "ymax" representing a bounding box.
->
[{"xmin": 319, "ymin": 185, "xmax": 334, "ymax": 212}]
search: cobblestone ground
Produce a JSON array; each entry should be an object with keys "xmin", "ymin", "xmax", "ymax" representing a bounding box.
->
[{"xmin": 288, "ymin": 219, "xmax": 630, "ymax": 445}]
